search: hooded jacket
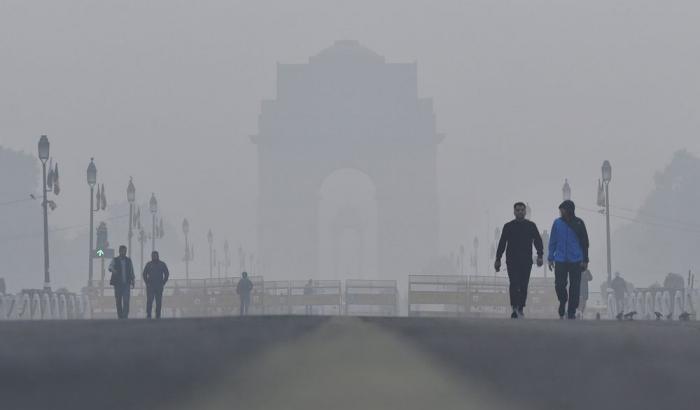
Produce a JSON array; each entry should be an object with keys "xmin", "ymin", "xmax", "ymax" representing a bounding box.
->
[{"xmin": 548, "ymin": 201, "xmax": 590, "ymax": 263}]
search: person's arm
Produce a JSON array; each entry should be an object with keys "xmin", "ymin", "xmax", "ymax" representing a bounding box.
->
[
  {"xmin": 579, "ymin": 219, "xmax": 590, "ymax": 264},
  {"xmin": 108, "ymin": 258, "xmax": 116, "ymax": 273},
  {"xmin": 495, "ymin": 224, "xmax": 508, "ymax": 262},
  {"xmin": 163, "ymin": 263, "xmax": 169, "ymax": 284},
  {"xmin": 142, "ymin": 262, "xmax": 149, "ymax": 283},
  {"xmin": 548, "ymin": 221, "xmax": 557, "ymax": 262},
  {"xmin": 532, "ymin": 223, "xmax": 544, "ymax": 258},
  {"xmin": 128, "ymin": 260, "xmax": 136, "ymax": 286}
]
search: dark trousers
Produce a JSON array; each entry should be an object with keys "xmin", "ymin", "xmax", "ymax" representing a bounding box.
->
[
  {"xmin": 554, "ymin": 262, "xmax": 583, "ymax": 316},
  {"xmin": 240, "ymin": 295, "xmax": 250, "ymax": 316},
  {"xmin": 507, "ymin": 263, "xmax": 533, "ymax": 309},
  {"xmin": 146, "ymin": 286, "xmax": 164, "ymax": 318},
  {"xmin": 114, "ymin": 285, "xmax": 131, "ymax": 319}
]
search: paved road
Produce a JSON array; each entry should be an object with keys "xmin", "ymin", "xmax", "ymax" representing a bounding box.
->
[{"xmin": 1, "ymin": 317, "xmax": 699, "ymax": 410}]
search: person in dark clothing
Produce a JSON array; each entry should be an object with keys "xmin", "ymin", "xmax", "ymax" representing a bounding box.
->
[
  {"xmin": 108, "ymin": 245, "xmax": 135, "ymax": 319},
  {"xmin": 142, "ymin": 251, "xmax": 169, "ymax": 319},
  {"xmin": 548, "ymin": 200, "xmax": 590, "ymax": 319},
  {"xmin": 495, "ymin": 202, "xmax": 544, "ymax": 318},
  {"xmin": 236, "ymin": 271, "xmax": 254, "ymax": 316},
  {"xmin": 303, "ymin": 279, "xmax": 314, "ymax": 315},
  {"xmin": 610, "ymin": 271, "xmax": 627, "ymax": 315}
]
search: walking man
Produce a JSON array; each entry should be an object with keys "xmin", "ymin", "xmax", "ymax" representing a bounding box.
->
[
  {"xmin": 495, "ymin": 202, "xmax": 544, "ymax": 318},
  {"xmin": 548, "ymin": 200, "xmax": 590, "ymax": 319},
  {"xmin": 236, "ymin": 271, "xmax": 254, "ymax": 316},
  {"xmin": 142, "ymin": 251, "xmax": 169, "ymax": 319},
  {"xmin": 303, "ymin": 279, "xmax": 314, "ymax": 315},
  {"xmin": 579, "ymin": 269, "xmax": 593, "ymax": 319},
  {"xmin": 108, "ymin": 245, "xmax": 135, "ymax": 319}
]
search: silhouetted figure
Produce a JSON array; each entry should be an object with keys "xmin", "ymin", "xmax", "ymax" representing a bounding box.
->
[
  {"xmin": 623, "ymin": 311, "xmax": 637, "ymax": 320},
  {"xmin": 579, "ymin": 269, "xmax": 593, "ymax": 319},
  {"xmin": 679, "ymin": 312, "xmax": 691, "ymax": 321},
  {"xmin": 548, "ymin": 200, "xmax": 589, "ymax": 319},
  {"xmin": 610, "ymin": 272, "xmax": 627, "ymax": 315},
  {"xmin": 237, "ymin": 271, "xmax": 253, "ymax": 316},
  {"xmin": 303, "ymin": 279, "xmax": 314, "ymax": 315},
  {"xmin": 654, "ymin": 311, "xmax": 663, "ymax": 320},
  {"xmin": 108, "ymin": 245, "xmax": 135, "ymax": 319},
  {"xmin": 495, "ymin": 202, "xmax": 544, "ymax": 318},
  {"xmin": 142, "ymin": 251, "xmax": 169, "ymax": 319}
]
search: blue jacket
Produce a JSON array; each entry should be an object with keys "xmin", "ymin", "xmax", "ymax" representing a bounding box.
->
[{"xmin": 548, "ymin": 217, "xmax": 589, "ymax": 263}]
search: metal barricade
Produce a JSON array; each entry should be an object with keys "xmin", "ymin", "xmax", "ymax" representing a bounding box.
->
[
  {"xmin": 408, "ymin": 275, "xmax": 468, "ymax": 317},
  {"xmin": 345, "ymin": 279, "xmax": 398, "ymax": 316},
  {"xmin": 288, "ymin": 280, "xmax": 342, "ymax": 315}
]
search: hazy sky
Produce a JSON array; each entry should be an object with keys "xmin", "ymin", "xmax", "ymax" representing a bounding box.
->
[{"xmin": 2, "ymin": 1, "xmax": 700, "ymax": 283}]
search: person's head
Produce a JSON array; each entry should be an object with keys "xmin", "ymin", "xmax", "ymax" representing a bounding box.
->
[
  {"xmin": 615, "ymin": 271, "xmax": 621, "ymax": 278},
  {"xmin": 151, "ymin": 251, "xmax": 159, "ymax": 262},
  {"xmin": 559, "ymin": 200, "xmax": 576, "ymax": 219},
  {"xmin": 242, "ymin": 271, "xmax": 248, "ymax": 279},
  {"xmin": 513, "ymin": 202, "xmax": 527, "ymax": 220},
  {"xmin": 119, "ymin": 245, "xmax": 127, "ymax": 257}
]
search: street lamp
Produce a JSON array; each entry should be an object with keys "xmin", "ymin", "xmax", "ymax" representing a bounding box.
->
[
  {"xmin": 207, "ymin": 229, "xmax": 214, "ymax": 280},
  {"xmin": 127, "ymin": 178, "xmax": 135, "ymax": 258},
  {"xmin": 38, "ymin": 135, "xmax": 57, "ymax": 290},
  {"xmin": 473, "ymin": 236, "xmax": 479, "ymax": 275},
  {"xmin": 224, "ymin": 240, "xmax": 230, "ymax": 277},
  {"xmin": 149, "ymin": 193, "xmax": 158, "ymax": 252},
  {"xmin": 183, "ymin": 218, "xmax": 194, "ymax": 283},
  {"xmin": 562, "ymin": 179, "xmax": 571, "ymax": 201},
  {"xmin": 601, "ymin": 160, "xmax": 612, "ymax": 284},
  {"xmin": 87, "ymin": 158, "xmax": 106, "ymax": 287}
]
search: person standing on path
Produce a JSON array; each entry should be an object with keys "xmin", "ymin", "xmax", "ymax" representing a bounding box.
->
[
  {"xmin": 495, "ymin": 202, "xmax": 544, "ymax": 318},
  {"xmin": 142, "ymin": 251, "xmax": 170, "ymax": 319},
  {"xmin": 237, "ymin": 271, "xmax": 254, "ymax": 316},
  {"xmin": 548, "ymin": 200, "xmax": 590, "ymax": 319},
  {"xmin": 108, "ymin": 245, "xmax": 135, "ymax": 319}
]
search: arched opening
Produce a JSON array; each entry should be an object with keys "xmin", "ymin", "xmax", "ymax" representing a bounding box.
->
[{"xmin": 317, "ymin": 169, "xmax": 378, "ymax": 281}]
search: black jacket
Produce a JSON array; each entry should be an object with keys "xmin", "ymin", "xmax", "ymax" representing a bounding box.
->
[
  {"xmin": 108, "ymin": 256, "xmax": 135, "ymax": 287},
  {"xmin": 143, "ymin": 260, "xmax": 170, "ymax": 288},
  {"xmin": 496, "ymin": 219, "xmax": 544, "ymax": 265}
]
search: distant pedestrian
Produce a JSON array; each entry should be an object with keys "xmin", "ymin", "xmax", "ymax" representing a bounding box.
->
[
  {"xmin": 495, "ymin": 202, "xmax": 544, "ymax": 318},
  {"xmin": 142, "ymin": 251, "xmax": 169, "ymax": 319},
  {"xmin": 610, "ymin": 272, "xmax": 627, "ymax": 315},
  {"xmin": 548, "ymin": 200, "xmax": 590, "ymax": 319},
  {"xmin": 579, "ymin": 269, "xmax": 593, "ymax": 318},
  {"xmin": 236, "ymin": 271, "xmax": 254, "ymax": 316},
  {"xmin": 108, "ymin": 245, "xmax": 135, "ymax": 319},
  {"xmin": 303, "ymin": 279, "xmax": 314, "ymax": 315}
]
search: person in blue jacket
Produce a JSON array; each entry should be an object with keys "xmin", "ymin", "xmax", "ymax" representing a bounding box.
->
[{"xmin": 548, "ymin": 200, "xmax": 590, "ymax": 319}]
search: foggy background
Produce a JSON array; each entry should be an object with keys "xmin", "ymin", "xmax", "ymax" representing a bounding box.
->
[{"xmin": 2, "ymin": 0, "xmax": 700, "ymax": 291}]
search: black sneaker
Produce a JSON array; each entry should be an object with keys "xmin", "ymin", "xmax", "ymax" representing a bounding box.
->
[
  {"xmin": 511, "ymin": 311, "xmax": 518, "ymax": 319},
  {"xmin": 558, "ymin": 303, "xmax": 566, "ymax": 318},
  {"xmin": 517, "ymin": 308, "xmax": 525, "ymax": 318}
]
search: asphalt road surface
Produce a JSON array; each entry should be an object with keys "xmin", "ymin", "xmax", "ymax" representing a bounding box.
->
[{"xmin": 1, "ymin": 316, "xmax": 699, "ymax": 410}]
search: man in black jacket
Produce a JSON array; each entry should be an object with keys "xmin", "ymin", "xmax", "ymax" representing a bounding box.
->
[
  {"xmin": 108, "ymin": 245, "xmax": 135, "ymax": 319},
  {"xmin": 142, "ymin": 251, "xmax": 170, "ymax": 319},
  {"xmin": 495, "ymin": 202, "xmax": 544, "ymax": 318}
]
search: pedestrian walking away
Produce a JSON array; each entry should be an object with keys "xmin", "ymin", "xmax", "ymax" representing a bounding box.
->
[
  {"xmin": 495, "ymin": 202, "xmax": 544, "ymax": 318},
  {"xmin": 142, "ymin": 251, "xmax": 169, "ymax": 319},
  {"xmin": 610, "ymin": 272, "xmax": 627, "ymax": 316},
  {"xmin": 237, "ymin": 271, "xmax": 254, "ymax": 316},
  {"xmin": 548, "ymin": 200, "xmax": 590, "ymax": 319},
  {"xmin": 108, "ymin": 245, "xmax": 135, "ymax": 319},
  {"xmin": 303, "ymin": 279, "xmax": 314, "ymax": 315}
]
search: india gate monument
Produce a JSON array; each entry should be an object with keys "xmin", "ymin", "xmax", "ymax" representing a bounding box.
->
[{"xmin": 252, "ymin": 40, "xmax": 442, "ymax": 281}]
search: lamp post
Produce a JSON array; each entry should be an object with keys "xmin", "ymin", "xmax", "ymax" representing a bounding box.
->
[
  {"xmin": 127, "ymin": 178, "xmax": 135, "ymax": 258},
  {"xmin": 224, "ymin": 240, "xmax": 230, "ymax": 277},
  {"xmin": 38, "ymin": 135, "xmax": 55, "ymax": 290},
  {"xmin": 183, "ymin": 218, "xmax": 194, "ymax": 283},
  {"xmin": 601, "ymin": 160, "xmax": 612, "ymax": 284},
  {"xmin": 138, "ymin": 226, "xmax": 147, "ymax": 274},
  {"xmin": 473, "ymin": 236, "xmax": 479, "ymax": 275},
  {"xmin": 149, "ymin": 193, "xmax": 158, "ymax": 252},
  {"xmin": 562, "ymin": 179, "xmax": 571, "ymax": 201},
  {"xmin": 86, "ymin": 158, "xmax": 105, "ymax": 287},
  {"xmin": 207, "ymin": 229, "xmax": 214, "ymax": 280}
]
